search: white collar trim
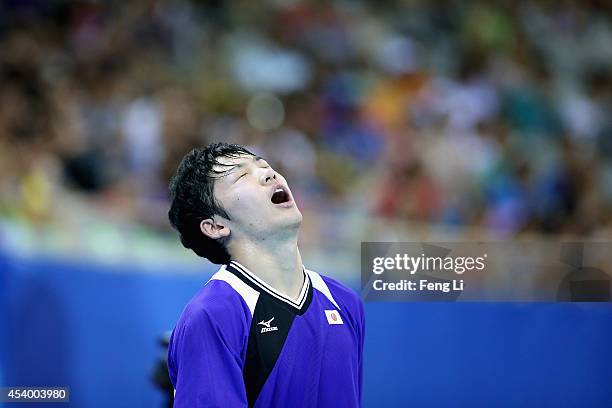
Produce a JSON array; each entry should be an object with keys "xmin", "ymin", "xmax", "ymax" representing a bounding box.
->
[{"xmin": 229, "ymin": 260, "xmax": 310, "ymax": 309}]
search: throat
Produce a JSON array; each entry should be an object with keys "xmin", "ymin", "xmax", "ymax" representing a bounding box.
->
[{"xmin": 230, "ymin": 244, "xmax": 305, "ymax": 302}]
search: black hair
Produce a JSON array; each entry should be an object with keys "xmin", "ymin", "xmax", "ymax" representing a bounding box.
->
[{"xmin": 168, "ymin": 143, "xmax": 255, "ymax": 264}]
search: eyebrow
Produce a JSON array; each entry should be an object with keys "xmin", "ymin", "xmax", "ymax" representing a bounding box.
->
[
  {"xmin": 215, "ymin": 155, "xmax": 267, "ymax": 179},
  {"xmin": 230, "ymin": 155, "xmax": 265, "ymax": 169}
]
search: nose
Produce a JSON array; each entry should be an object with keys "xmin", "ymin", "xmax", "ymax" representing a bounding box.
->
[{"xmin": 260, "ymin": 168, "xmax": 277, "ymax": 185}]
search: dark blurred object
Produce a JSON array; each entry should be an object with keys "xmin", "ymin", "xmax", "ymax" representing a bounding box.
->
[
  {"xmin": 151, "ymin": 331, "xmax": 174, "ymax": 408},
  {"xmin": 557, "ymin": 243, "xmax": 611, "ymax": 301}
]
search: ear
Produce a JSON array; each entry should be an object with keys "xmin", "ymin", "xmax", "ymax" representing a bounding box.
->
[{"xmin": 200, "ymin": 218, "xmax": 231, "ymax": 240}]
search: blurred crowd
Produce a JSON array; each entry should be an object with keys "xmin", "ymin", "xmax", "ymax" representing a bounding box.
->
[{"xmin": 1, "ymin": 0, "xmax": 611, "ymax": 253}]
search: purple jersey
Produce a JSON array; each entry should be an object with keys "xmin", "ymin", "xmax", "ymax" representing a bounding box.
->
[{"xmin": 168, "ymin": 261, "xmax": 365, "ymax": 407}]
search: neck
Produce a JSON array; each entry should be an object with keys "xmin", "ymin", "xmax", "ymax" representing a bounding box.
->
[{"xmin": 229, "ymin": 230, "xmax": 304, "ymax": 302}]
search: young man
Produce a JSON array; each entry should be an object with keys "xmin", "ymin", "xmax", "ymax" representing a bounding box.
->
[{"xmin": 167, "ymin": 143, "xmax": 365, "ymax": 407}]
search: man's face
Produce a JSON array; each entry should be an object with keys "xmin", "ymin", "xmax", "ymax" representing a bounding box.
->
[{"xmin": 212, "ymin": 154, "xmax": 302, "ymax": 240}]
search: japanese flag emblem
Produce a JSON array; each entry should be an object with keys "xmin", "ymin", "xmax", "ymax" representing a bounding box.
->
[{"xmin": 325, "ymin": 310, "xmax": 344, "ymax": 325}]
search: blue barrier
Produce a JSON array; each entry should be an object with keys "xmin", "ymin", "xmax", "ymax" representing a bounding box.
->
[{"xmin": 1, "ymin": 251, "xmax": 611, "ymax": 407}]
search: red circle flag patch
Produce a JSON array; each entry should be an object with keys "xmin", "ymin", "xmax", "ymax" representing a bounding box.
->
[{"xmin": 324, "ymin": 310, "xmax": 344, "ymax": 325}]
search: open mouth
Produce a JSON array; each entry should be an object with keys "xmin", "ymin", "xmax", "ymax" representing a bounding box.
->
[{"xmin": 270, "ymin": 185, "xmax": 292, "ymax": 205}]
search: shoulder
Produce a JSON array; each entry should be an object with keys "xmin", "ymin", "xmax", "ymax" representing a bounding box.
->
[
  {"xmin": 172, "ymin": 270, "xmax": 255, "ymax": 347},
  {"xmin": 306, "ymin": 268, "xmax": 364, "ymax": 325},
  {"xmin": 183, "ymin": 281, "xmax": 247, "ymax": 322}
]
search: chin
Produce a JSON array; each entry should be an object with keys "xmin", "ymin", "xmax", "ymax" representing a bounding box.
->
[
  {"xmin": 277, "ymin": 206, "xmax": 303, "ymax": 229},
  {"xmin": 286, "ymin": 207, "xmax": 303, "ymax": 226},
  {"xmin": 293, "ymin": 210, "xmax": 304, "ymax": 225}
]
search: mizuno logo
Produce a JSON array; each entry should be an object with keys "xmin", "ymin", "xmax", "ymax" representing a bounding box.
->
[
  {"xmin": 258, "ymin": 317, "xmax": 274, "ymax": 327},
  {"xmin": 258, "ymin": 317, "xmax": 278, "ymax": 333}
]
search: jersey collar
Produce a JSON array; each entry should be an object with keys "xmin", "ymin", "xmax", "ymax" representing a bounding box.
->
[{"xmin": 227, "ymin": 260, "xmax": 312, "ymax": 314}]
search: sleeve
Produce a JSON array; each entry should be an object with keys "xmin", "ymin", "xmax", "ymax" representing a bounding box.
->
[{"xmin": 168, "ymin": 308, "xmax": 248, "ymax": 408}]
